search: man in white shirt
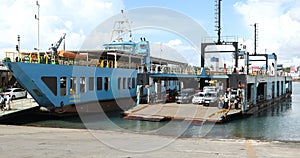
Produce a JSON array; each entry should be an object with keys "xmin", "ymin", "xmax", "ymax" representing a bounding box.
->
[
  {"xmin": 0, "ymin": 94, "xmax": 5, "ymax": 111},
  {"xmin": 5, "ymin": 94, "xmax": 11, "ymax": 110}
]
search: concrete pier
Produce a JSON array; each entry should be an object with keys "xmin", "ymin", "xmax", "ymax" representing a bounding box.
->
[{"xmin": 0, "ymin": 125, "xmax": 299, "ymax": 157}]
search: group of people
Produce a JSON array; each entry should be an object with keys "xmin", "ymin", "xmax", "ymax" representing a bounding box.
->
[
  {"xmin": 0, "ymin": 94, "xmax": 11, "ymax": 111},
  {"xmin": 220, "ymin": 87, "xmax": 244, "ymax": 110}
]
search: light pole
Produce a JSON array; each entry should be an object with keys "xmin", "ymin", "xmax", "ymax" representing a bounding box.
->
[
  {"xmin": 17, "ymin": 35, "xmax": 20, "ymax": 61},
  {"xmin": 250, "ymin": 23, "xmax": 258, "ymax": 55},
  {"xmin": 35, "ymin": 1, "xmax": 40, "ymax": 63}
]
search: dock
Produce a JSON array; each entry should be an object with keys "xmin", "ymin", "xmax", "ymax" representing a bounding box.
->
[
  {"xmin": 0, "ymin": 98, "xmax": 39, "ymax": 119},
  {"xmin": 124, "ymin": 103, "xmax": 242, "ymax": 123}
]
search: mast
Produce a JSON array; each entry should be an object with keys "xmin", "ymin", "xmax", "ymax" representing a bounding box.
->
[
  {"xmin": 201, "ymin": 0, "xmax": 239, "ymax": 68},
  {"xmin": 35, "ymin": 1, "xmax": 40, "ymax": 62},
  {"xmin": 110, "ymin": 10, "xmax": 132, "ymax": 42},
  {"xmin": 254, "ymin": 23, "xmax": 258, "ymax": 55},
  {"xmin": 215, "ymin": 0, "xmax": 222, "ymax": 44},
  {"xmin": 17, "ymin": 35, "xmax": 20, "ymax": 61}
]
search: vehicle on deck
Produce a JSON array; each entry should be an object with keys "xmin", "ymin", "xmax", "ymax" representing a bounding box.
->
[
  {"xmin": 165, "ymin": 90, "xmax": 177, "ymax": 103},
  {"xmin": 176, "ymin": 88, "xmax": 195, "ymax": 104},
  {"xmin": 203, "ymin": 86, "xmax": 217, "ymax": 93},
  {"xmin": 192, "ymin": 92, "xmax": 206, "ymax": 104},
  {"xmin": 0, "ymin": 88, "xmax": 27, "ymax": 100},
  {"xmin": 203, "ymin": 92, "xmax": 218, "ymax": 106}
]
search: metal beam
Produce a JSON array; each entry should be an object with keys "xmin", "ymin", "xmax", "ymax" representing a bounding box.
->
[
  {"xmin": 201, "ymin": 41, "xmax": 239, "ymax": 68},
  {"xmin": 249, "ymin": 59, "xmax": 267, "ymax": 62}
]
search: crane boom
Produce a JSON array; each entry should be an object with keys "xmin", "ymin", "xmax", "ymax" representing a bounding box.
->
[{"xmin": 50, "ymin": 33, "xmax": 66, "ymax": 60}]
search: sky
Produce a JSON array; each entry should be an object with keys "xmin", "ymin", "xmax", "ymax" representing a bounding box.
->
[{"xmin": 1, "ymin": 0, "xmax": 300, "ymax": 67}]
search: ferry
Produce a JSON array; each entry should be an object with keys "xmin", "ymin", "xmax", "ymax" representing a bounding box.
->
[
  {"xmin": 3, "ymin": 14, "xmax": 194, "ymax": 113},
  {"xmin": 2, "ymin": 3, "xmax": 293, "ymax": 117}
]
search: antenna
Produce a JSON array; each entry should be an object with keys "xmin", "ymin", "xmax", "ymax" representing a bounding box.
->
[
  {"xmin": 215, "ymin": 0, "xmax": 222, "ymax": 44},
  {"xmin": 254, "ymin": 23, "xmax": 258, "ymax": 55},
  {"xmin": 201, "ymin": 0, "xmax": 239, "ymax": 68}
]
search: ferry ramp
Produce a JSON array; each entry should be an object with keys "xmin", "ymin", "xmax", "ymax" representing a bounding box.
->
[{"xmin": 124, "ymin": 103, "xmax": 242, "ymax": 123}]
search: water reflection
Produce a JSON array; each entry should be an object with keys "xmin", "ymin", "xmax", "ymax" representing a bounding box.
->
[{"xmin": 195, "ymin": 92, "xmax": 298, "ymax": 141}]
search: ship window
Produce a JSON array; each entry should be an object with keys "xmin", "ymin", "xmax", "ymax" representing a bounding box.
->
[
  {"xmin": 165, "ymin": 80, "xmax": 169, "ymax": 87},
  {"xmin": 41, "ymin": 76, "xmax": 57, "ymax": 96},
  {"xmin": 70, "ymin": 77, "xmax": 76, "ymax": 94},
  {"xmin": 161, "ymin": 80, "xmax": 165, "ymax": 87},
  {"xmin": 60, "ymin": 77, "xmax": 67, "ymax": 96},
  {"xmin": 89, "ymin": 77, "xmax": 94, "ymax": 91},
  {"xmin": 118, "ymin": 77, "xmax": 121, "ymax": 89},
  {"xmin": 123, "ymin": 77, "xmax": 126, "ymax": 89},
  {"xmin": 132, "ymin": 78, "xmax": 135, "ymax": 89},
  {"xmin": 104, "ymin": 77, "xmax": 110, "ymax": 91},
  {"xmin": 97, "ymin": 77, "xmax": 103, "ymax": 90},
  {"xmin": 127, "ymin": 78, "xmax": 131, "ymax": 89},
  {"xmin": 80, "ymin": 77, "xmax": 86, "ymax": 93},
  {"xmin": 140, "ymin": 44, "xmax": 146, "ymax": 49}
]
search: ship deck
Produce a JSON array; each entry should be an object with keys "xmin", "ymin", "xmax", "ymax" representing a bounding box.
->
[{"xmin": 123, "ymin": 103, "xmax": 242, "ymax": 123}]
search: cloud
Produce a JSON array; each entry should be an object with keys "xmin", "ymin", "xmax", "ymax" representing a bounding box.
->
[
  {"xmin": 80, "ymin": 7, "xmax": 208, "ymax": 66},
  {"xmin": 0, "ymin": 0, "xmax": 124, "ymax": 59},
  {"xmin": 167, "ymin": 39, "xmax": 183, "ymax": 46},
  {"xmin": 150, "ymin": 39, "xmax": 201, "ymax": 67},
  {"xmin": 234, "ymin": 0, "xmax": 300, "ymax": 66}
]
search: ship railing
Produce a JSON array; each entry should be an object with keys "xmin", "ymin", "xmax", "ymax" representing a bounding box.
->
[
  {"xmin": 209, "ymin": 71, "xmax": 227, "ymax": 75},
  {"xmin": 4, "ymin": 51, "xmax": 53, "ymax": 64},
  {"xmin": 5, "ymin": 52, "xmax": 206, "ymax": 75},
  {"xmin": 148, "ymin": 63, "xmax": 201, "ymax": 75},
  {"xmin": 202, "ymin": 36, "xmax": 238, "ymax": 43},
  {"xmin": 4, "ymin": 51, "xmax": 133, "ymax": 69}
]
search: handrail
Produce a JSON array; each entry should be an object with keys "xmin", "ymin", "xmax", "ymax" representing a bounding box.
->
[{"xmin": 2, "ymin": 52, "xmax": 221, "ymax": 76}]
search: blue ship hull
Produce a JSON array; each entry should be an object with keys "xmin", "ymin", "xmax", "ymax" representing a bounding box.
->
[{"xmin": 5, "ymin": 62, "xmax": 138, "ymax": 112}]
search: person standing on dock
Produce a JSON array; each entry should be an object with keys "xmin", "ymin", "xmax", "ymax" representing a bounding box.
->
[
  {"xmin": 234, "ymin": 96, "xmax": 239, "ymax": 109},
  {"xmin": 223, "ymin": 88, "xmax": 230, "ymax": 109},
  {"xmin": 136, "ymin": 85, "xmax": 142, "ymax": 107},
  {"xmin": 240, "ymin": 88, "xmax": 245, "ymax": 111},
  {"xmin": 238, "ymin": 82, "xmax": 246, "ymax": 111},
  {"xmin": 218, "ymin": 94, "xmax": 223, "ymax": 109},
  {"xmin": 0, "ymin": 94, "xmax": 5, "ymax": 111},
  {"xmin": 5, "ymin": 94, "xmax": 11, "ymax": 110}
]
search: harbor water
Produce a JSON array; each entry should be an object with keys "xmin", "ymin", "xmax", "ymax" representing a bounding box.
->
[{"xmin": 1, "ymin": 82, "xmax": 300, "ymax": 142}]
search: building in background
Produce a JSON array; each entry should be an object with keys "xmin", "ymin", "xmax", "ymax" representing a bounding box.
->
[{"xmin": 210, "ymin": 57, "xmax": 219, "ymax": 72}]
